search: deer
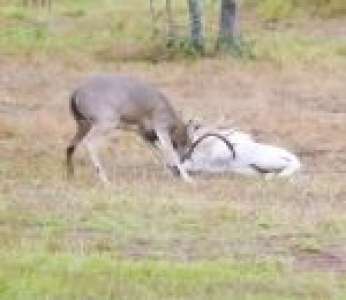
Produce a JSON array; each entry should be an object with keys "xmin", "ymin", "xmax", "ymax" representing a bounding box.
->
[{"xmin": 66, "ymin": 74, "xmax": 195, "ymax": 184}]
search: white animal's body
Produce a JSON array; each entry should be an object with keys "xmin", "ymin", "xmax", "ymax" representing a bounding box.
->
[{"xmin": 182, "ymin": 124, "xmax": 301, "ymax": 178}]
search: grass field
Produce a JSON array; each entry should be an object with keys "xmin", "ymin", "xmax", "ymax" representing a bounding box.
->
[{"xmin": 1, "ymin": 1, "xmax": 346, "ymax": 299}]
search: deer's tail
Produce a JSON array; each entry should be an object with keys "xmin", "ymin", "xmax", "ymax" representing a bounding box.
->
[{"xmin": 69, "ymin": 91, "xmax": 86, "ymax": 121}]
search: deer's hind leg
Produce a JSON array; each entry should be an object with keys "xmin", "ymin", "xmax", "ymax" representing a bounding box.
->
[
  {"xmin": 66, "ymin": 120, "xmax": 91, "ymax": 179},
  {"xmin": 83, "ymin": 121, "xmax": 116, "ymax": 185}
]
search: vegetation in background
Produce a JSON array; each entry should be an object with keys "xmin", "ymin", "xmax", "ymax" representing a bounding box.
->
[
  {"xmin": 0, "ymin": 0, "xmax": 345, "ymax": 62},
  {"xmin": 251, "ymin": 0, "xmax": 346, "ymax": 21}
]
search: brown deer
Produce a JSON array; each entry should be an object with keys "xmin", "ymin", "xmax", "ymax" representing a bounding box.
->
[{"xmin": 66, "ymin": 75, "xmax": 194, "ymax": 184}]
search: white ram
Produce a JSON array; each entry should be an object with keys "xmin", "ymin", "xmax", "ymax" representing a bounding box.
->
[{"xmin": 182, "ymin": 122, "xmax": 301, "ymax": 179}]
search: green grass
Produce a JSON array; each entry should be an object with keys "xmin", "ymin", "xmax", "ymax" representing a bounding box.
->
[
  {"xmin": 250, "ymin": 32, "xmax": 346, "ymax": 66},
  {"xmin": 1, "ymin": 0, "xmax": 345, "ymax": 62},
  {"xmin": 256, "ymin": 0, "xmax": 297, "ymax": 22},
  {"xmin": 0, "ymin": 251, "xmax": 343, "ymax": 300},
  {"xmin": 249, "ymin": 0, "xmax": 346, "ymax": 21}
]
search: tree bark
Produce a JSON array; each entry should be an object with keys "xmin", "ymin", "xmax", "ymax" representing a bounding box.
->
[
  {"xmin": 22, "ymin": 0, "xmax": 52, "ymax": 10},
  {"xmin": 166, "ymin": 0, "xmax": 177, "ymax": 46},
  {"xmin": 188, "ymin": 0, "xmax": 204, "ymax": 53},
  {"xmin": 149, "ymin": 0, "xmax": 159, "ymax": 37},
  {"xmin": 217, "ymin": 0, "xmax": 239, "ymax": 50}
]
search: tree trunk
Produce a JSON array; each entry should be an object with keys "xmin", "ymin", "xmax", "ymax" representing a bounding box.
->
[
  {"xmin": 149, "ymin": 0, "xmax": 159, "ymax": 37},
  {"xmin": 166, "ymin": 0, "xmax": 177, "ymax": 46},
  {"xmin": 22, "ymin": 0, "xmax": 52, "ymax": 10},
  {"xmin": 217, "ymin": 0, "xmax": 239, "ymax": 50},
  {"xmin": 188, "ymin": 0, "xmax": 204, "ymax": 53}
]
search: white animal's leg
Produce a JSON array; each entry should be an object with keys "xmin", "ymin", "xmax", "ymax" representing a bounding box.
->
[
  {"xmin": 84, "ymin": 123, "xmax": 114, "ymax": 185},
  {"xmin": 264, "ymin": 173, "xmax": 275, "ymax": 181},
  {"xmin": 156, "ymin": 129, "xmax": 193, "ymax": 183}
]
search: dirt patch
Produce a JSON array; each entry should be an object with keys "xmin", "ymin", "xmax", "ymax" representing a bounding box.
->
[
  {"xmin": 294, "ymin": 244, "xmax": 346, "ymax": 273},
  {"xmin": 302, "ymin": 17, "xmax": 346, "ymax": 40}
]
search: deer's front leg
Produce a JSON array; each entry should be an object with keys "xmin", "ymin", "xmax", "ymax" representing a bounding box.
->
[{"xmin": 156, "ymin": 129, "xmax": 193, "ymax": 183}]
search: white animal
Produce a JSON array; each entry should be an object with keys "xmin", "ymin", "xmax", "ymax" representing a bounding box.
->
[
  {"xmin": 182, "ymin": 121, "xmax": 301, "ymax": 179},
  {"xmin": 66, "ymin": 75, "xmax": 194, "ymax": 184}
]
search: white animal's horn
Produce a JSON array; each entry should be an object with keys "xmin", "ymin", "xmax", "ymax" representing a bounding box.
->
[{"xmin": 182, "ymin": 133, "xmax": 236, "ymax": 162}]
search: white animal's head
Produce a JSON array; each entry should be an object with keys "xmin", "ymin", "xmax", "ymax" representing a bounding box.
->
[{"xmin": 183, "ymin": 119, "xmax": 236, "ymax": 161}]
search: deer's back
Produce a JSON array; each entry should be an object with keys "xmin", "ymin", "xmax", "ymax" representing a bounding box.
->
[{"xmin": 72, "ymin": 75, "xmax": 177, "ymax": 126}]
